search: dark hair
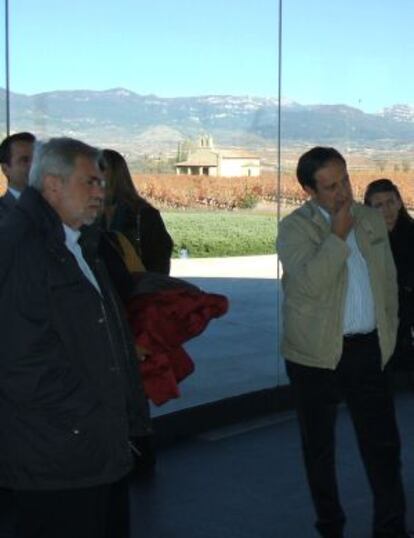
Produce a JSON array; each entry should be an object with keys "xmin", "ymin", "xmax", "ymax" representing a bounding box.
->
[
  {"xmin": 101, "ymin": 149, "xmax": 146, "ymax": 210},
  {"xmin": 0, "ymin": 132, "xmax": 35, "ymax": 165},
  {"xmin": 364, "ymin": 178, "xmax": 412, "ymax": 222},
  {"xmin": 296, "ymin": 146, "xmax": 346, "ymax": 190}
]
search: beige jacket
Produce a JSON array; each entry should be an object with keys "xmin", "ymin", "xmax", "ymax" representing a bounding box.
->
[{"xmin": 277, "ymin": 201, "xmax": 398, "ymax": 369}]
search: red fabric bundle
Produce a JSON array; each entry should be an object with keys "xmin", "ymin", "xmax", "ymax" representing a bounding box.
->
[{"xmin": 127, "ymin": 288, "xmax": 229, "ymax": 405}]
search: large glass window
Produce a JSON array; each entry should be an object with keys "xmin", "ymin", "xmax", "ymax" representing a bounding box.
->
[
  {"xmin": 7, "ymin": 0, "xmax": 282, "ymax": 415},
  {"xmin": 0, "ymin": 0, "xmax": 7, "ymax": 189},
  {"xmin": 8, "ymin": 0, "xmax": 414, "ymax": 413},
  {"xmin": 7, "ymin": 0, "xmax": 411, "ymax": 416},
  {"xmin": 281, "ymin": 0, "xmax": 414, "ymax": 206}
]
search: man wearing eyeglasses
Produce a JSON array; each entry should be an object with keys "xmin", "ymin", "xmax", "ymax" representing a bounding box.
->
[{"xmin": 0, "ymin": 137, "xmax": 151, "ymax": 538}]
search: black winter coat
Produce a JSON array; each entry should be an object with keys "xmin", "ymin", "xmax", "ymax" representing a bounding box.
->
[
  {"xmin": 389, "ymin": 213, "xmax": 414, "ymax": 369},
  {"xmin": 0, "ymin": 190, "xmax": 16, "ymax": 221},
  {"xmin": 0, "ymin": 187, "xmax": 151, "ymax": 490}
]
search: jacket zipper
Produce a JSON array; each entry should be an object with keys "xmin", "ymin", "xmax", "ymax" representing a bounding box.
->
[
  {"xmin": 95, "ymin": 258, "xmax": 132, "ymax": 366},
  {"xmin": 99, "ymin": 300, "xmax": 121, "ymax": 373}
]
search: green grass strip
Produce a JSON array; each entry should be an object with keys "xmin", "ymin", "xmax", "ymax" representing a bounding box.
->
[{"xmin": 162, "ymin": 210, "xmax": 277, "ymax": 258}]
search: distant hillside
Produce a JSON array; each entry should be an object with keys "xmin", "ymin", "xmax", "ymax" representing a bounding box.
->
[{"xmin": 1, "ymin": 88, "xmax": 413, "ymax": 158}]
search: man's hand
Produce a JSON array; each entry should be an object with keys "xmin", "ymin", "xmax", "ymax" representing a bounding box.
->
[{"xmin": 331, "ymin": 199, "xmax": 353, "ymax": 240}]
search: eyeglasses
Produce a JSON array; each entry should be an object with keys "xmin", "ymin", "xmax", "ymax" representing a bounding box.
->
[{"xmin": 84, "ymin": 177, "xmax": 106, "ymax": 189}]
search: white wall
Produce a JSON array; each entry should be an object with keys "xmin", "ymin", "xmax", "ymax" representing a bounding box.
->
[{"xmin": 219, "ymin": 158, "xmax": 261, "ymax": 177}]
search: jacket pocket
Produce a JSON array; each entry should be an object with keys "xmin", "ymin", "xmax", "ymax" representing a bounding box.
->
[
  {"xmin": 10, "ymin": 403, "xmax": 128, "ymax": 484},
  {"xmin": 283, "ymin": 300, "xmax": 330, "ymax": 359}
]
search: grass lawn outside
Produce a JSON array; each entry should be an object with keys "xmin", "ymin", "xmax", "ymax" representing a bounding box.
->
[{"xmin": 162, "ymin": 209, "xmax": 278, "ymax": 258}]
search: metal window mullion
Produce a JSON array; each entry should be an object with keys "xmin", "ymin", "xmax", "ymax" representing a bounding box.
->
[{"xmin": 5, "ymin": 0, "xmax": 10, "ymax": 135}]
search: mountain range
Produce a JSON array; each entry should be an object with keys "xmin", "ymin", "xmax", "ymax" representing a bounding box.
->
[{"xmin": 1, "ymin": 88, "xmax": 413, "ymax": 159}]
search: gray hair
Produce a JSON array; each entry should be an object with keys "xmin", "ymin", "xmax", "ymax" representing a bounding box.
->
[{"xmin": 29, "ymin": 137, "xmax": 102, "ymax": 191}]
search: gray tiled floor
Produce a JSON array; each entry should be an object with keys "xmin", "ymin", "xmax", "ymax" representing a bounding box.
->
[{"xmin": 131, "ymin": 390, "xmax": 414, "ymax": 538}]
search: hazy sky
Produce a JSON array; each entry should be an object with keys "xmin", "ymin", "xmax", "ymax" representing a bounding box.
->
[{"xmin": 2, "ymin": 0, "xmax": 413, "ymax": 112}]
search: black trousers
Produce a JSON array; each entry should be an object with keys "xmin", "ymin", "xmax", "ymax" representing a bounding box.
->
[
  {"xmin": 286, "ymin": 332, "xmax": 406, "ymax": 538},
  {"xmin": 13, "ymin": 476, "xmax": 129, "ymax": 538},
  {"xmin": 0, "ymin": 489, "xmax": 15, "ymax": 538}
]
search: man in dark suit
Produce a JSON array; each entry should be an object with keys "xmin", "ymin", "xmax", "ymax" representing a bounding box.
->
[
  {"xmin": 0, "ymin": 132, "xmax": 35, "ymax": 536},
  {"xmin": 0, "ymin": 132, "xmax": 35, "ymax": 219}
]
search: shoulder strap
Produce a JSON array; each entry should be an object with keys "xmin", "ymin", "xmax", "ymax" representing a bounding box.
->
[{"xmin": 115, "ymin": 232, "xmax": 146, "ymax": 273}]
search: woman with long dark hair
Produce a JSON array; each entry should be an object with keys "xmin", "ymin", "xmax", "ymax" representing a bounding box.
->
[
  {"xmin": 101, "ymin": 149, "xmax": 173, "ymax": 275},
  {"xmin": 365, "ymin": 178, "xmax": 414, "ymax": 370}
]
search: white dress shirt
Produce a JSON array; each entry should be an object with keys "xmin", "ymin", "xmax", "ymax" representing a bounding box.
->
[
  {"xmin": 63, "ymin": 224, "xmax": 102, "ymax": 295},
  {"xmin": 8, "ymin": 187, "xmax": 22, "ymax": 200},
  {"xmin": 318, "ymin": 205, "xmax": 376, "ymax": 335}
]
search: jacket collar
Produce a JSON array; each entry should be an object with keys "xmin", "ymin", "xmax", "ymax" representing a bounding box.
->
[
  {"xmin": 17, "ymin": 188, "xmax": 101, "ymax": 257},
  {"xmin": 16, "ymin": 187, "xmax": 65, "ymax": 246},
  {"xmin": 352, "ymin": 203, "xmax": 376, "ymax": 237},
  {"xmin": 79, "ymin": 222, "xmax": 100, "ymax": 258},
  {"xmin": 300, "ymin": 201, "xmax": 330, "ymax": 231},
  {"xmin": 0, "ymin": 189, "xmax": 17, "ymax": 209},
  {"xmin": 302, "ymin": 200, "xmax": 374, "ymax": 235}
]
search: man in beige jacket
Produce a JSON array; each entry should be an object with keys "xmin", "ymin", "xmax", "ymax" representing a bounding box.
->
[{"xmin": 277, "ymin": 147, "xmax": 408, "ymax": 538}]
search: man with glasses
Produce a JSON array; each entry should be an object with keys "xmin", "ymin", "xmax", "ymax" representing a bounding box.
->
[{"xmin": 0, "ymin": 137, "xmax": 151, "ymax": 538}]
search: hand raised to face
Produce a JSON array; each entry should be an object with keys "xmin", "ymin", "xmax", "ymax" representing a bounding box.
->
[{"xmin": 331, "ymin": 198, "xmax": 353, "ymax": 240}]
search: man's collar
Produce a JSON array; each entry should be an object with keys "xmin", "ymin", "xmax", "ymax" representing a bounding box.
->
[
  {"xmin": 8, "ymin": 187, "xmax": 22, "ymax": 200},
  {"xmin": 316, "ymin": 204, "xmax": 331, "ymax": 223},
  {"xmin": 312, "ymin": 201, "xmax": 357, "ymax": 223},
  {"xmin": 62, "ymin": 223, "xmax": 81, "ymax": 246}
]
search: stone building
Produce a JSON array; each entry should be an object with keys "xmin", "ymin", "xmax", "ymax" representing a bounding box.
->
[{"xmin": 175, "ymin": 136, "xmax": 260, "ymax": 177}]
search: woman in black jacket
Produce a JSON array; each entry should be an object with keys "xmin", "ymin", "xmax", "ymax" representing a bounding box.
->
[
  {"xmin": 101, "ymin": 149, "xmax": 173, "ymax": 275},
  {"xmin": 365, "ymin": 178, "xmax": 414, "ymax": 370},
  {"xmin": 99, "ymin": 149, "xmax": 174, "ymax": 473}
]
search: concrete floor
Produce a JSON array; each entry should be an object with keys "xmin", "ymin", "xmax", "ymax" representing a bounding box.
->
[
  {"xmin": 135, "ymin": 256, "xmax": 414, "ymax": 537},
  {"xmin": 132, "ymin": 390, "xmax": 414, "ymax": 538}
]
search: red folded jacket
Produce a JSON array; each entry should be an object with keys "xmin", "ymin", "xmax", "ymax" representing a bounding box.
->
[{"xmin": 127, "ymin": 288, "xmax": 229, "ymax": 405}]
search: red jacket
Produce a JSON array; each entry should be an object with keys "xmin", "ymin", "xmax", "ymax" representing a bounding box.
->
[{"xmin": 127, "ymin": 288, "xmax": 229, "ymax": 405}]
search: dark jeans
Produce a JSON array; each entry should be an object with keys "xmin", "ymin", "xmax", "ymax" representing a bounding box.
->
[
  {"xmin": 286, "ymin": 332, "xmax": 406, "ymax": 538},
  {"xmin": 13, "ymin": 477, "xmax": 129, "ymax": 538}
]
